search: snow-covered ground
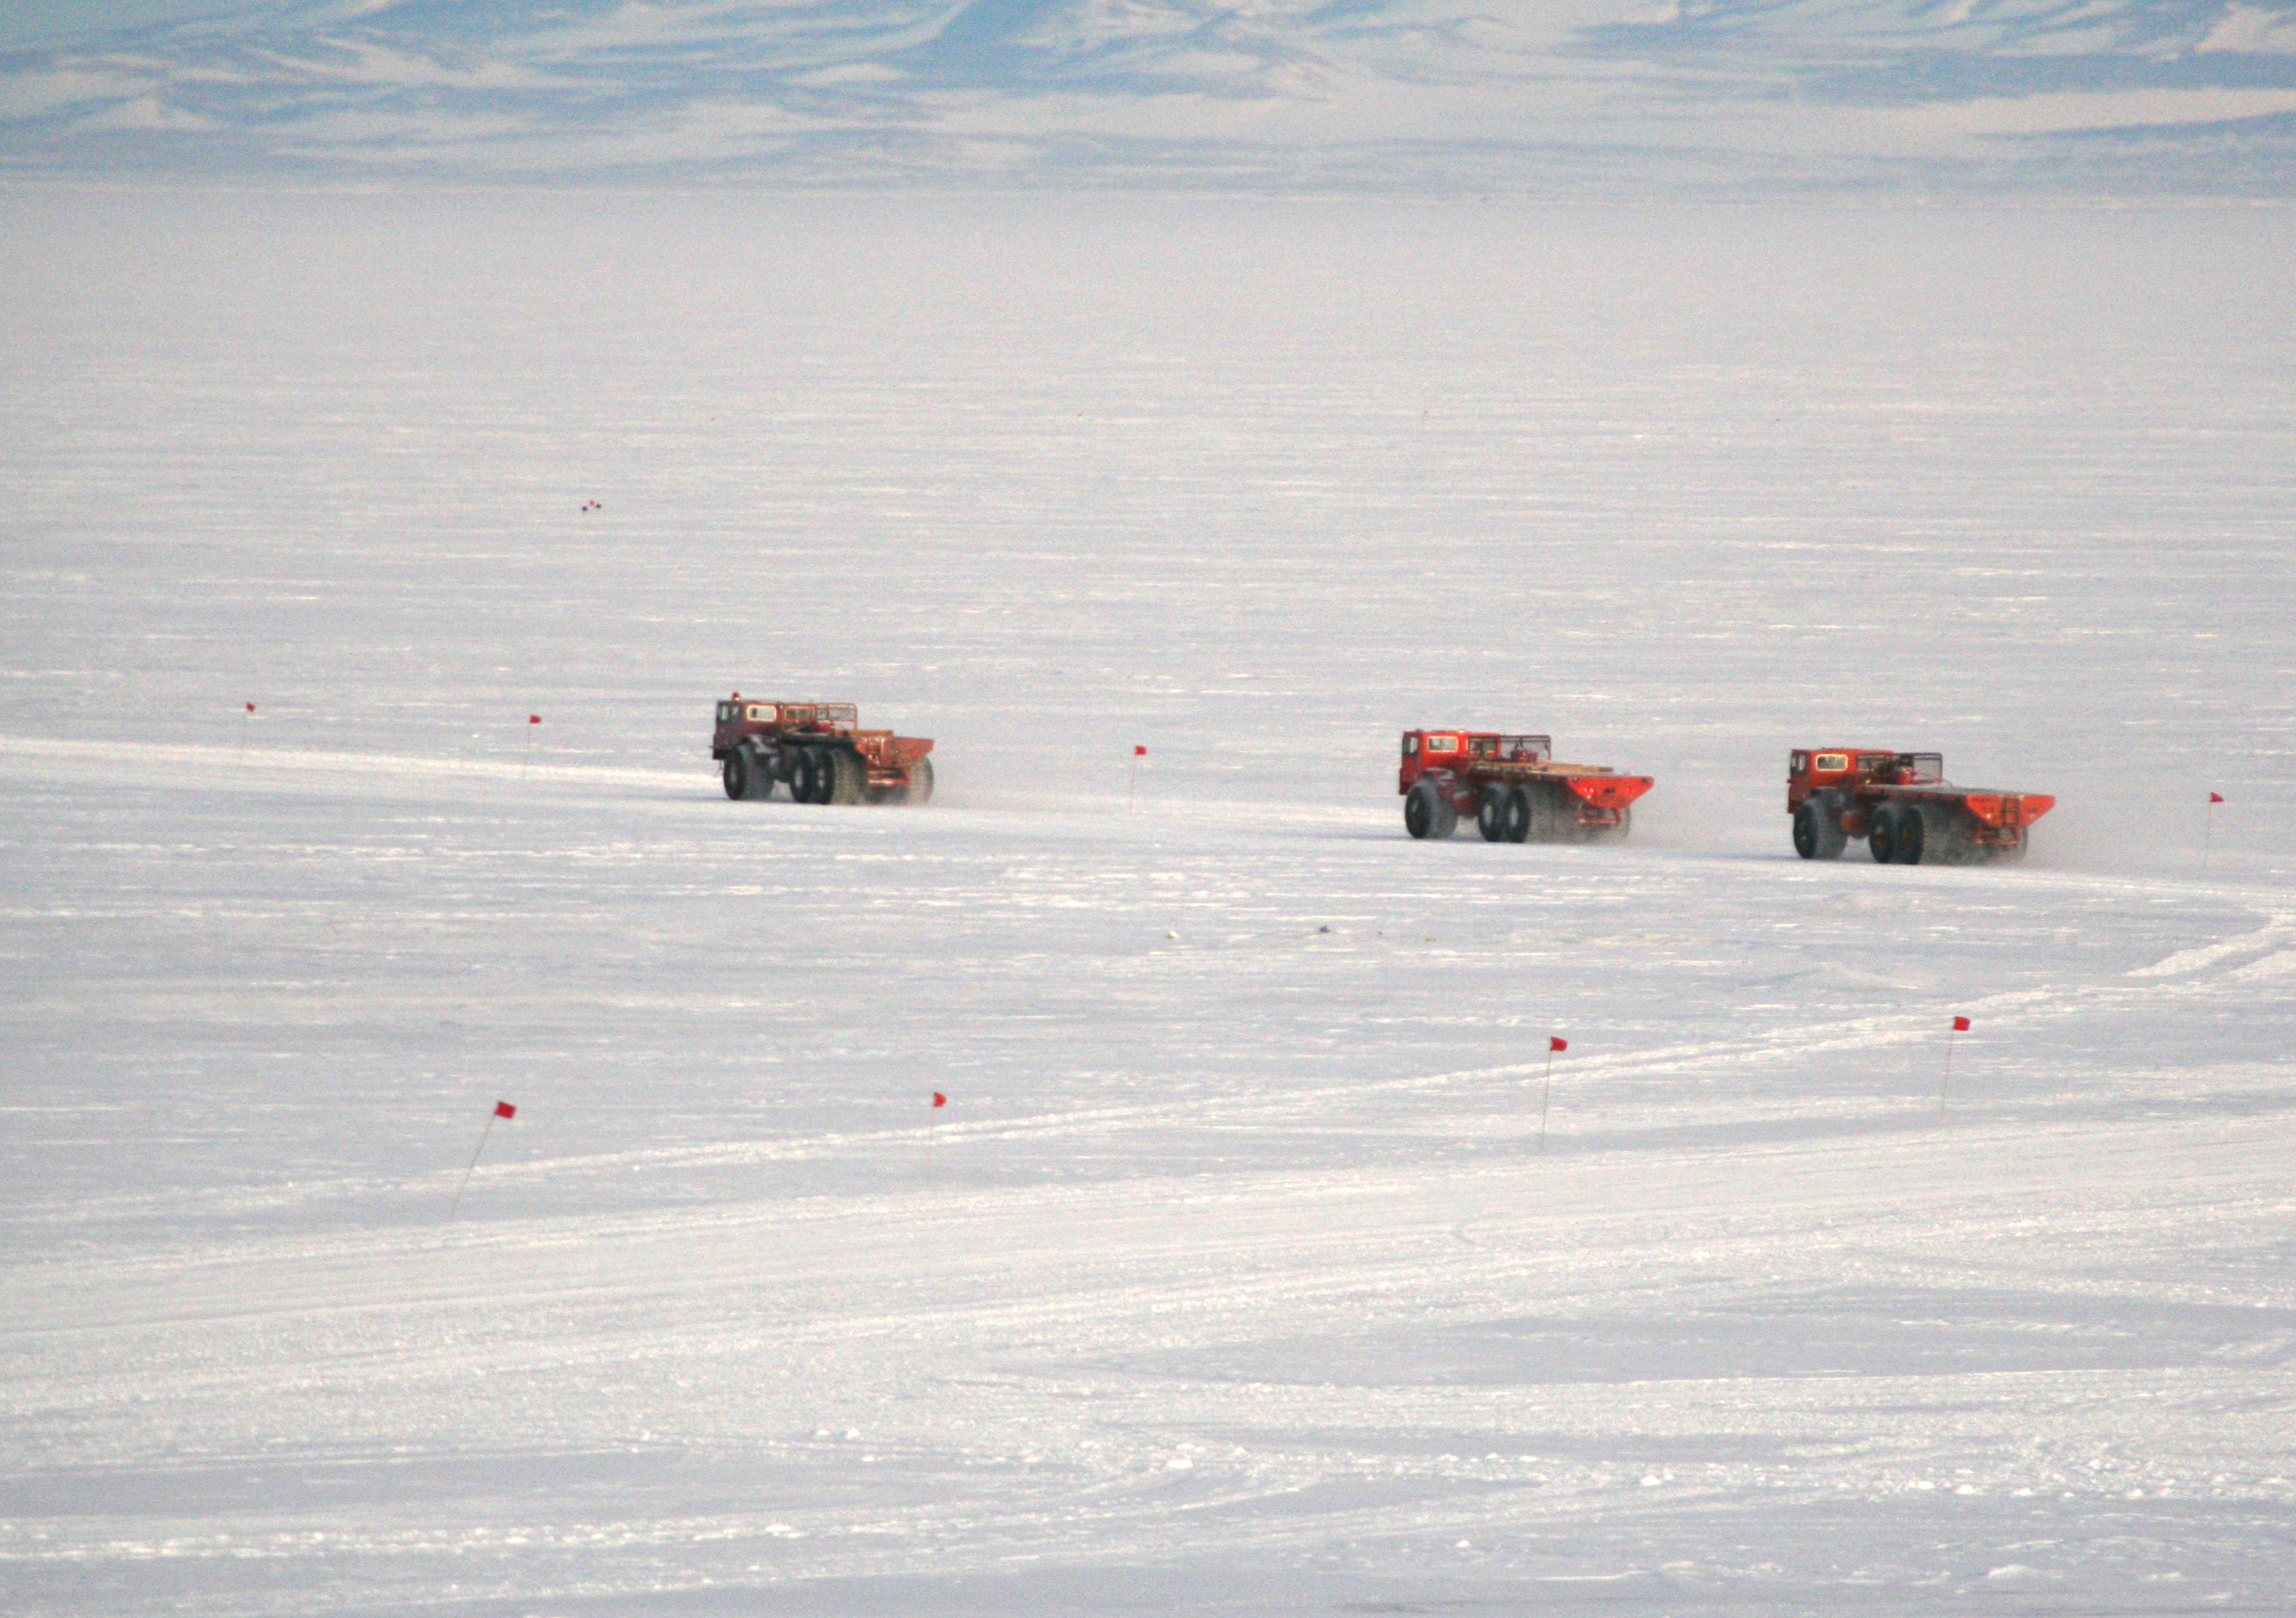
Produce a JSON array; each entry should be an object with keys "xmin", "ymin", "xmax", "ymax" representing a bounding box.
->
[{"xmin": 3, "ymin": 191, "xmax": 2294, "ymax": 1614}]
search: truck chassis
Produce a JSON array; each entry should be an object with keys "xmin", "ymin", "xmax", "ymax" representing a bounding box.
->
[
  {"xmin": 712, "ymin": 697, "xmax": 934, "ymax": 806},
  {"xmin": 1400, "ymin": 730, "xmax": 1653, "ymax": 844},
  {"xmin": 1788, "ymin": 748, "xmax": 2051, "ymax": 865}
]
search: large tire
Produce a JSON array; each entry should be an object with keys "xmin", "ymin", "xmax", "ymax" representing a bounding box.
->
[
  {"xmin": 825, "ymin": 749, "xmax": 866, "ymax": 805},
  {"xmin": 789, "ymin": 749, "xmax": 820, "ymax": 805},
  {"xmin": 904, "ymin": 756, "xmax": 934, "ymax": 806},
  {"xmin": 1503, "ymin": 786, "xmax": 1533, "ymax": 844},
  {"xmin": 1794, "ymin": 798, "xmax": 1846, "ymax": 860},
  {"xmin": 1404, "ymin": 779, "xmax": 1458, "ymax": 840},
  {"xmin": 1870, "ymin": 801, "xmax": 1924, "ymax": 863},
  {"xmin": 1526, "ymin": 785, "xmax": 1560, "ymax": 843},
  {"xmin": 1867, "ymin": 801, "xmax": 1899, "ymax": 863},
  {"xmin": 1896, "ymin": 802, "xmax": 1927, "ymax": 865},
  {"xmin": 722, "ymin": 751, "xmax": 749, "ymax": 801},
  {"xmin": 1476, "ymin": 787, "xmax": 1509, "ymax": 842}
]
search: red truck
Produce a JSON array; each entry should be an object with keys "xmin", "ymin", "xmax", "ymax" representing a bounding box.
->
[
  {"xmin": 1788, "ymin": 748, "xmax": 2052, "ymax": 864},
  {"xmin": 712, "ymin": 695, "xmax": 934, "ymax": 805},
  {"xmin": 1400, "ymin": 730, "xmax": 1653, "ymax": 843}
]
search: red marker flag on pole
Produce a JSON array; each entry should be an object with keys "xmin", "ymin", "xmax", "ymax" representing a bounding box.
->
[
  {"xmin": 1135, "ymin": 745, "xmax": 1148, "ymax": 756},
  {"xmin": 447, "ymin": 1101, "xmax": 517, "ymax": 1226},
  {"xmin": 1538, "ymin": 1037, "xmax": 1568, "ymax": 1153},
  {"xmin": 924, "ymin": 1093, "xmax": 946, "ymax": 1186},
  {"xmin": 245, "ymin": 702, "xmax": 256, "ymax": 714},
  {"xmin": 931, "ymin": 1092, "xmax": 946, "ymax": 1107},
  {"xmin": 2210, "ymin": 792, "xmax": 2224, "ymax": 804},
  {"xmin": 1940, "ymin": 1018, "xmax": 1969, "ymax": 1118},
  {"xmin": 529, "ymin": 714, "xmax": 541, "ymax": 725}
]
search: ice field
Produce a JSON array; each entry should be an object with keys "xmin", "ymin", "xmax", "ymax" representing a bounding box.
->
[{"xmin": 3, "ymin": 191, "xmax": 2295, "ymax": 1614}]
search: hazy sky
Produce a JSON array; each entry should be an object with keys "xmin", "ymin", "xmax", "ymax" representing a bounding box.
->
[
  {"xmin": 0, "ymin": 1, "xmax": 232, "ymax": 52},
  {"xmin": 4, "ymin": 0, "xmax": 2292, "ymax": 191}
]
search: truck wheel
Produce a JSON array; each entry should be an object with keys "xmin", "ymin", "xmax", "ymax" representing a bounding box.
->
[
  {"xmin": 1404, "ymin": 779, "xmax": 1457, "ymax": 840},
  {"xmin": 1896, "ymin": 804, "xmax": 1927, "ymax": 864},
  {"xmin": 904, "ymin": 757, "xmax": 934, "ymax": 806},
  {"xmin": 788, "ymin": 749, "xmax": 819, "ymax": 804},
  {"xmin": 1868, "ymin": 802, "xmax": 1901, "ymax": 863},
  {"xmin": 1503, "ymin": 786, "xmax": 1533, "ymax": 843},
  {"xmin": 1870, "ymin": 801, "xmax": 1923, "ymax": 863},
  {"xmin": 746, "ymin": 749, "xmax": 775, "ymax": 801},
  {"xmin": 1476, "ymin": 788, "xmax": 1508, "ymax": 842},
  {"xmin": 826, "ymin": 749, "xmax": 866, "ymax": 805},
  {"xmin": 1793, "ymin": 799, "xmax": 1846, "ymax": 860},
  {"xmin": 722, "ymin": 752, "xmax": 749, "ymax": 801}
]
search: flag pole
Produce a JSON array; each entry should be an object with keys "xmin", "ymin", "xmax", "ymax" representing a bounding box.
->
[
  {"xmin": 1940, "ymin": 1017, "xmax": 1969, "ymax": 1119},
  {"xmin": 2203, "ymin": 793, "xmax": 2220, "ymax": 874},
  {"xmin": 1538, "ymin": 1037, "xmax": 1565, "ymax": 1153},
  {"xmin": 523, "ymin": 714, "xmax": 540, "ymax": 778},
  {"xmin": 1129, "ymin": 745, "xmax": 1145, "ymax": 812},
  {"xmin": 447, "ymin": 1102, "xmax": 516, "ymax": 1227},
  {"xmin": 237, "ymin": 701, "xmax": 253, "ymax": 763},
  {"xmin": 925, "ymin": 1091, "xmax": 947, "ymax": 1186}
]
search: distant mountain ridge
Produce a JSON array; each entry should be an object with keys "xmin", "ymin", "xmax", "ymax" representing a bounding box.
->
[{"xmin": 2, "ymin": 0, "xmax": 2292, "ymax": 189}]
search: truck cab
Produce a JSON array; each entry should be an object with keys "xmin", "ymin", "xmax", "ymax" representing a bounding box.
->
[
  {"xmin": 1399, "ymin": 730, "xmax": 1549, "ymax": 793},
  {"xmin": 1786, "ymin": 748, "xmax": 1942, "ymax": 812},
  {"xmin": 712, "ymin": 695, "xmax": 859, "ymax": 761}
]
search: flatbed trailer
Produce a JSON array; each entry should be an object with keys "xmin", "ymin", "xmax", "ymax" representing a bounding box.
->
[
  {"xmin": 1399, "ymin": 730, "xmax": 1653, "ymax": 843},
  {"xmin": 1788, "ymin": 747, "xmax": 2052, "ymax": 864}
]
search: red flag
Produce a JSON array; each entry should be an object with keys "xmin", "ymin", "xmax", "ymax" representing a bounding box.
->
[
  {"xmin": 495, "ymin": 1101, "xmax": 516, "ymax": 1119},
  {"xmin": 245, "ymin": 701, "xmax": 256, "ymax": 714},
  {"xmin": 2210, "ymin": 792, "xmax": 2224, "ymax": 804},
  {"xmin": 528, "ymin": 714, "xmax": 541, "ymax": 725},
  {"xmin": 1134, "ymin": 745, "xmax": 1147, "ymax": 757},
  {"xmin": 1549, "ymin": 1037, "xmax": 1568, "ymax": 1052},
  {"xmin": 931, "ymin": 1092, "xmax": 946, "ymax": 1107},
  {"xmin": 1950, "ymin": 1016, "xmax": 1970, "ymax": 1033}
]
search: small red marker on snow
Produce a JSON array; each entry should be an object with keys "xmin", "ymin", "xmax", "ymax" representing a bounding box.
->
[
  {"xmin": 1940, "ymin": 1018, "xmax": 1970, "ymax": 1118},
  {"xmin": 1538, "ymin": 1037, "xmax": 1567, "ymax": 1153},
  {"xmin": 447, "ymin": 1101, "xmax": 518, "ymax": 1226}
]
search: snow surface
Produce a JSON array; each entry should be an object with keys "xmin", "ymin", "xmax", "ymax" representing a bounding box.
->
[{"xmin": 3, "ymin": 191, "xmax": 2295, "ymax": 1614}]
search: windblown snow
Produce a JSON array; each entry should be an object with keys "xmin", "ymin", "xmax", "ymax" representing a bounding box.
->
[{"xmin": 2, "ymin": 191, "xmax": 2293, "ymax": 1614}]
